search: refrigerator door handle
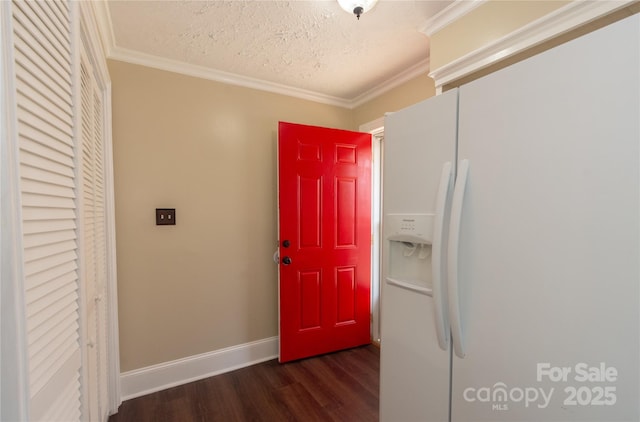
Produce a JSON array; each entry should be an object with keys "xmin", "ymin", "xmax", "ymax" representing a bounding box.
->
[
  {"xmin": 448, "ymin": 159, "xmax": 469, "ymax": 359},
  {"xmin": 432, "ymin": 161, "xmax": 452, "ymax": 351}
]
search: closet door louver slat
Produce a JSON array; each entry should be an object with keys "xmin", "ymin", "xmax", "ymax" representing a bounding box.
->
[
  {"xmin": 93, "ymin": 73, "xmax": 110, "ymax": 419},
  {"xmin": 80, "ymin": 45, "xmax": 110, "ymax": 421},
  {"xmin": 80, "ymin": 53, "xmax": 99, "ymax": 421},
  {"xmin": 11, "ymin": 0, "xmax": 82, "ymax": 420},
  {"xmin": 18, "ymin": 145, "xmax": 75, "ymax": 175}
]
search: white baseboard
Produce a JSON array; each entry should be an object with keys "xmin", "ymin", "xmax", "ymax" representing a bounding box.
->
[{"xmin": 120, "ymin": 336, "xmax": 279, "ymax": 401}]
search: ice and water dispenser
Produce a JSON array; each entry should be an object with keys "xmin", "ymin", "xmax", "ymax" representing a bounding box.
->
[{"xmin": 384, "ymin": 213, "xmax": 434, "ymax": 296}]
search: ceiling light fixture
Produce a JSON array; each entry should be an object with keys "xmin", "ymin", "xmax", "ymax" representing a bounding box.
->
[{"xmin": 337, "ymin": 0, "xmax": 378, "ymax": 20}]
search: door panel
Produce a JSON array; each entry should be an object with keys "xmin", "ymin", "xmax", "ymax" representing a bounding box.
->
[{"xmin": 278, "ymin": 122, "xmax": 371, "ymax": 363}]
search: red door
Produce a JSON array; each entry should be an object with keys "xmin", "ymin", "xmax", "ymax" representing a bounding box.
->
[{"xmin": 278, "ymin": 121, "xmax": 372, "ymax": 362}]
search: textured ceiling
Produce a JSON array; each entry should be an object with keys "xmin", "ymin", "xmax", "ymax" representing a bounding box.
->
[{"xmin": 106, "ymin": 0, "xmax": 452, "ymax": 104}]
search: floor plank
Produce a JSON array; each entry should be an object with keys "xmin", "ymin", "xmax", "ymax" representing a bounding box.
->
[{"xmin": 109, "ymin": 345, "xmax": 379, "ymax": 422}]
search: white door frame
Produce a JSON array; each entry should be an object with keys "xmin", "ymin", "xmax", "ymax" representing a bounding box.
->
[{"xmin": 360, "ymin": 117, "xmax": 385, "ymax": 345}]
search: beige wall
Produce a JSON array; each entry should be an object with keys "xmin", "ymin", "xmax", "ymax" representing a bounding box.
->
[
  {"xmin": 430, "ymin": 0, "xmax": 570, "ymax": 71},
  {"xmin": 110, "ymin": 56, "xmax": 435, "ymax": 372},
  {"xmin": 109, "ymin": 60, "xmax": 356, "ymax": 371},
  {"xmin": 353, "ymin": 73, "xmax": 436, "ymax": 127}
]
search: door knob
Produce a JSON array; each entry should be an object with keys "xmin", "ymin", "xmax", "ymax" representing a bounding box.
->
[{"xmin": 282, "ymin": 256, "xmax": 292, "ymax": 265}]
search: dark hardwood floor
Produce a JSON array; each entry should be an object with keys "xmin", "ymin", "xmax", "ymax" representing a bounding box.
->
[{"xmin": 109, "ymin": 345, "xmax": 380, "ymax": 422}]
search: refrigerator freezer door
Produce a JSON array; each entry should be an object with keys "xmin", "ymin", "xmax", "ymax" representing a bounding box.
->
[
  {"xmin": 451, "ymin": 15, "xmax": 639, "ymax": 421},
  {"xmin": 380, "ymin": 89, "xmax": 458, "ymax": 421}
]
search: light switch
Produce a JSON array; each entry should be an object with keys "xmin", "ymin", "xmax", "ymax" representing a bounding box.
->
[{"xmin": 156, "ymin": 208, "xmax": 176, "ymax": 225}]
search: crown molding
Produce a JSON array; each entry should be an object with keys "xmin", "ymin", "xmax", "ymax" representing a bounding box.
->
[
  {"xmin": 429, "ymin": 0, "xmax": 636, "ymax": 89},
  {"xmin": 109, "ymin": 46, "xmax": 353, "ymax": 108},
  {"xmin": 419, "ymin": 0, "xmax": 486, "ymax": 37},
  {"xmin": 350, "ymin": 57, "xmax": 430, "ymax": 109}
]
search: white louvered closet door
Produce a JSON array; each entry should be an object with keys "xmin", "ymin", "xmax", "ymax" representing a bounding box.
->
[
  {"xmin": 11, "ymin": 0, "xmax": 83, "ymax": 420},
  {"xmin": 80, "ymin": 47, "xmax": 109, "ymax": 422}
]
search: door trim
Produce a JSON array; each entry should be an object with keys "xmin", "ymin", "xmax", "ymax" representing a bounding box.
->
[{"xmin": 360, "ymin": 118, "xmax": 384, "ymax": 345}]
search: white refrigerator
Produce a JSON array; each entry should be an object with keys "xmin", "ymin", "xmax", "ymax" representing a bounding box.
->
[{"xmin": 380, "ymin": 14, "xmax": 639, "ymax": 422}]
